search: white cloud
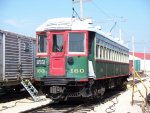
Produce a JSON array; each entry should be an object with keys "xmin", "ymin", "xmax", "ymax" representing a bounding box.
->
[
  {"xmin": 4, "ymin": 19, "xmax": 32, "ymax": 28},
  {"xmin": 2, "ymin": 18, "xmax": 36, "ymax": 37}
]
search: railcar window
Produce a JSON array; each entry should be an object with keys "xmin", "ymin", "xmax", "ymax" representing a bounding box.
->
[
  {"xmin": 100, "ymin": 46, "xmax": 103, "ymax": 59},
  {"xmin": 116, "ymin": 52, "xmax": 118, "ymax": 61},
  {"xmin": 112, "ymin": 50, "xmax": 114, "ymax": 61},
  {"xmin": 119, "ymin": 52, "xmax": 121, "ymax": 62},
  {"xmin": 106, "ymin": 48, "xmax": 108, "ymax": 60},
  {"xmin": 109, "ymin": 49, "xmax": 111, "ymax": 60},
  {"xmin": 103, "ymin": 47, "xmax": 106, "ymax": 59},
  {"xmin": 96, "ymin": 45, "xmax": 99, "ymax": 58},
  {"xmin": 107, "ymin": 48, "xmax": 109, "ymax": 60},
  {"xmin": 68, "ymin": 32, "xmax": 85, "ymax": 53},
  {"xmin": 121, "ymin": 53, "xmax": 123, "ymax": 62},
  {"xmin": 38, "ymin": 34, "xmax": 47, "ymax": 53},
  {"xmin": 98, "ymin": 45, "xmax": 100, "ymax": 59},
  {"xmin": 52, "ymin": 34, "xmax": 63, "ymax": 52}
]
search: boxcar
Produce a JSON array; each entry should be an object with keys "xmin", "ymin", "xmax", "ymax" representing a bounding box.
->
[
  {"xmin": 0, "ymin": 29, "xmax": 35, "ymax": 93},
  {"xmin": 34, "ymin": 18, "xmax": 129, "ymax": 101}
]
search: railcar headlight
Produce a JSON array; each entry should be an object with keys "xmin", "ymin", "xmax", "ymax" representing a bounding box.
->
[{"xmin": 67, "ymin": 57, "xmax": 74, "ymax": 65}]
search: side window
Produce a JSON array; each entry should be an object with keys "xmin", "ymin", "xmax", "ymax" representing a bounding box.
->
[
  {"xmin": 96, "ymin": 45, "xmax": 99, "ymax": 58},
  {"xmin": 103, "ymin": 47, "xmax": 106, "ymax": 59},
  {"xmin": 109, "ymin": 49, "xmax": 111, "ymax": 60},
  {"xmin": 68, "ymin": 32, "xmax": 85, "ymax": 53},
  {"xmin": 100, "ymin": 46, "xmax": 103, "ymax": 59},
  {"xmin": 38, "ymin": 34, "xmax": 47, "ymax": 53}
]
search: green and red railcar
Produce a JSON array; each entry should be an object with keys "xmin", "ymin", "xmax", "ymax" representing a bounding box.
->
[{"xmin": 34, "ymin": 18, "xmax": 129, "ymax": 101}]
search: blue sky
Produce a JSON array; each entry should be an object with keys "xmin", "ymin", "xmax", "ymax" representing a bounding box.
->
[{"xmin": 0, "ymin": 0, "xmax": 150, "ymax": 52}]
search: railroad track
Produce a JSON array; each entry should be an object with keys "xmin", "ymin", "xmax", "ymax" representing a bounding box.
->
[
  {"xmin": 19, "ymin": 77, "xmax": 150, "ymax": 113},
  {"xmin": 25, "ymin": 87, "xmax": 124, "ymax": 113}
]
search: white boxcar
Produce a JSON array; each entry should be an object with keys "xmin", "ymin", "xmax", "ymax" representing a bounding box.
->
[{"xmin": 0, "ymin": 29, "xmax": 35, "ymax": 90}]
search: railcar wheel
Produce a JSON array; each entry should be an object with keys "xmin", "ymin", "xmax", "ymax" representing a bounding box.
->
[
  {"xmin": 118, "ymin": 80, "xmax": 127, "ymax": 91},
  {"xmin": 50, "ymin": 93, "xmax": 65, "ymax": 101},
  {"xmin": 92, "ymin": 85, "xmax": 105, "ymax": 99},
  {"xmin": 92, "ymin": 87, "xmax": 100, "ymax": 99},
  {"xmin": 121, "ymin": 81, "xmax": 127, "ymax": 90}
]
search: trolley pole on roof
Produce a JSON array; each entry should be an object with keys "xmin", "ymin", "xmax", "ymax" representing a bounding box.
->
[
  {"xmin": 73, "ymin": 0, "xmax": 91, "ymax": 19},
  {"xmin": 80, "ymin": 0, "xmax": 83, "ymax": 18}
]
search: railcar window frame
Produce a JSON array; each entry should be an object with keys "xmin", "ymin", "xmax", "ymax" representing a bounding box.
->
[
  {"xmin": 96, "ymin": 44, "xmax": 99, "ymax": 58},
  {"xmin": 95, "ymin": 33, "xmax": 129, "ymax": 63},
  {"xmin": 68, "ymin": 32, "xmax": 87, "ymax": 55},
  {"xmin": 37, "ymin": 33, "xmax": 47, "ymax": 55},
  {"xmin": 52, "ymin": 34, "xmax": 64, "ymax": 52}
]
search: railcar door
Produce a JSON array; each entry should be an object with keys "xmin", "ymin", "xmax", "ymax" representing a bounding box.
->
[{"xmin": 49, "ymin": 32, "xmax": 66, "ymax": 76}]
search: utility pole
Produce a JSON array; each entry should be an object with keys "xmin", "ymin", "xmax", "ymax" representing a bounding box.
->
[
  {"xmin": 144, "ymin": 47, "xmax": 146, "ymax": 74},
  {"xmin": 132, "ymin": 36, "xmax": 135, "ymax": 67},
  {"xmin": 132, "ymin": 35, "xmax": 135, "ymax": 105}
]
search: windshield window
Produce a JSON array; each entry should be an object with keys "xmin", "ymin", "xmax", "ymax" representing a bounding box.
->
[
  {"xmin": 68, "ymin": 32, "xmax": 85, "ymax": 53},
  {"xmin": 38, "ymin": 34, "xmax": 47, "ymax": 53},
  {"xmin": 52, "ymin": 34, "xmax": 64, "ymax": 52}
]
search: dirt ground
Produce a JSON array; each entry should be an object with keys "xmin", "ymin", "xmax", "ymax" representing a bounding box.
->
[{"xmin": 89, "ymin": 74, "xmax": 150, "ymax": 113}]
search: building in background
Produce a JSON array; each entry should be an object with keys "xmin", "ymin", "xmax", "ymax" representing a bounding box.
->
[{"xmin": 129, "ymin": 52, "xmax": 150, "ymax": 73}]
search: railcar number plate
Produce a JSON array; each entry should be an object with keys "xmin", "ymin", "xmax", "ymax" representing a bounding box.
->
[{"xmin": 36, "ymin": 59, "xmax": 46, "ymax": 65}]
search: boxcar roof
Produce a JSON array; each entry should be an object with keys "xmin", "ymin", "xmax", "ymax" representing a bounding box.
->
[{"xmin": 0, "ymin": 29, "xmax": 35, "ymax": 40}]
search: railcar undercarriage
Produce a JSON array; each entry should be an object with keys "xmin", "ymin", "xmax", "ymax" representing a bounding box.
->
[{"xmin": 41, "ymin": 76, "xmax": 128, "ymax": 101}]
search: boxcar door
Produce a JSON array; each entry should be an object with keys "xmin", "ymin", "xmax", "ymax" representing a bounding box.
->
[{"xmin": 49, "ymin": 32, "xmax": 66, "ymax": 76}]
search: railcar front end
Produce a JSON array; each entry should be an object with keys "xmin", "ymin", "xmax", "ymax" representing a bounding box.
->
[{"xmin": 35, "ymin": 30, "xmax": 93, "ymax": 100}]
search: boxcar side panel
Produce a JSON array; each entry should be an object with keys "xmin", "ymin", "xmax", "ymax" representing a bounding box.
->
[
  {"xmin": 5, "ymin": 32, "xmax": 19, "ymax": 80},
  {"xmin": 0, "ymin": 30, "xmax": 35, "ymax": 85},
  {"xmin": 0, "ymin": 32, "xmax": 3, "ymax": 80},
  {"xmin": 20, "ymin": 36, "xmax": 34, "ymax": 78}
]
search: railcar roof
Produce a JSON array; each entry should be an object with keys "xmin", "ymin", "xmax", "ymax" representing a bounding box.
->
[
  {"xmin": 36, "ymin": 17, "xmax": 128, "ymax": 50},
  {"xmin": 36, "ymin": 18, "xmax": 94, "ymax": 31}
]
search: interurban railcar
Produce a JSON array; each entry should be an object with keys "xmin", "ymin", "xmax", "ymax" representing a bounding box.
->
[
  {"xmin": 34, "ymin": 18, "xmax": 129, "ymax": 101},
  {"xmin": 0, "ymin": 29, "xmax": 35, "ymax": 93}
]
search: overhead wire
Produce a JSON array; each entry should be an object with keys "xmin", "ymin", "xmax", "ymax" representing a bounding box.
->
[
  {"xmin": 90, "ymin": 0, "xmax": 131, "ymax": 41},
  {"xmin": 91, "ymin": 0, "xmax": 111, "ymax": 18},
  {"xmin": 71, "ymin": 0, "xmax": 150, "ymax": 52}
]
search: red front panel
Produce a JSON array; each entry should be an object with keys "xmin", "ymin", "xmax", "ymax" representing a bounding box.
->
[
  {"xmin": 50, "ymin": 57, "xmax": 65, "ymax": 76},
  {"xmin": 48, "ymin": 30, "xmax": 88, "ymax": 76},
  {"xmin": 49, "ymin": 32, "xmax": 66, "ymax": 76}
]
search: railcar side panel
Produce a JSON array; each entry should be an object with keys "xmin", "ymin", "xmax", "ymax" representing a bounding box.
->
[
  {"xmin": 66, "ymin": 56, "xmax": 88, "ymax": 80},
  {"xmin": 35, "ymin": 58, "xmax": 49, "ymax": 80},
  {"xmin": 95, "ymin": 61, "xmax": 129, "ymax": 78},
  {"xmin": 94, "ymin": 32, "xmax": 129, "ymax": 80}
]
